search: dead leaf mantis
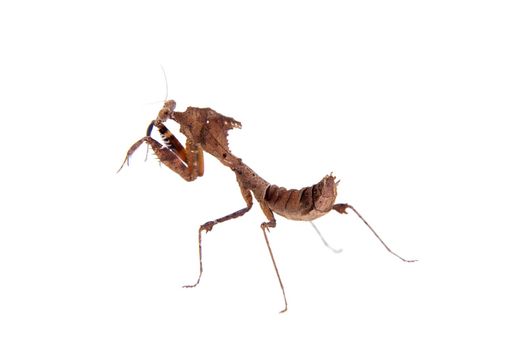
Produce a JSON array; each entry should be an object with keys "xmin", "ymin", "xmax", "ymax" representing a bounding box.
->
[{"xmin": 118, "ymin": 99, "xmax": 416, "ymax": 313}]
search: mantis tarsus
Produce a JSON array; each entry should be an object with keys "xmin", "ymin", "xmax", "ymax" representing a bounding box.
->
[{"xmin": 118, "ymin": 99, "xmax": 416, "ymax": 313}]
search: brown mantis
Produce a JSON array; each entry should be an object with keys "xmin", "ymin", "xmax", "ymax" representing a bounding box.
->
[{"xmin": 118, "ymin": 99, "xmax": 416, "ymax": 313}]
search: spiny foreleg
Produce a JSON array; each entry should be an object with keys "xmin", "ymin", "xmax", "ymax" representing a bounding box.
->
[
  {"xmin": 118, "ymin": 121, "xmax": 204, "ymax": 181},
  {"xmin": 117, "ymin": 136, "xmax": 151, "ymax": 173},
  {"xmin": 118, "ymin": 135, "xmax": 201, "ymax": 181}
]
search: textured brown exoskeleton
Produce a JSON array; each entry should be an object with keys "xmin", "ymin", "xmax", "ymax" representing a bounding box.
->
[{"xmin": 118, "ymin": 100, "xmax": 416, "ymax": 313}]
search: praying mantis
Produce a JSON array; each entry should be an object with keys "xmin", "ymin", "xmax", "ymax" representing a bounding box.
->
[{"xmin": 118, "ymin": 99, "xmax": 416, "ymax": 313}]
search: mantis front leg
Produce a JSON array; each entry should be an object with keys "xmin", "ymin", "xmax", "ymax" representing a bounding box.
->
[{"xmin": 118, "ymin": 122, "xmax": 204, "ymax": 182}]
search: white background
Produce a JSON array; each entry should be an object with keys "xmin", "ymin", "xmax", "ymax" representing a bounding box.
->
[{"xmin": 1, "ymin": 1, "xmax": 524, "ymax": 349}]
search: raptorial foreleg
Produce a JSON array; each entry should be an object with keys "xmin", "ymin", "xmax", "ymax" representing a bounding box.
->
[{"xmin": 118, "ymin": 122, "xmax": 204, "ymax": 181}]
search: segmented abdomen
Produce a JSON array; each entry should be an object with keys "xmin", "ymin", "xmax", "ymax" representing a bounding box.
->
[{"xmin": 264, "ymin": 175, "xmax": 338, "ymax": 221}]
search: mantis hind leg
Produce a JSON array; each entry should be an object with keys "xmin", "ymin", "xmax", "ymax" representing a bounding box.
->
[
  {"xmin": 333, "ymin": 203, "xmax": 417, "ymax": 263},
  {"xmin": 259, "ymin": 202, "xmax": 288, "ymax": 313}
]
